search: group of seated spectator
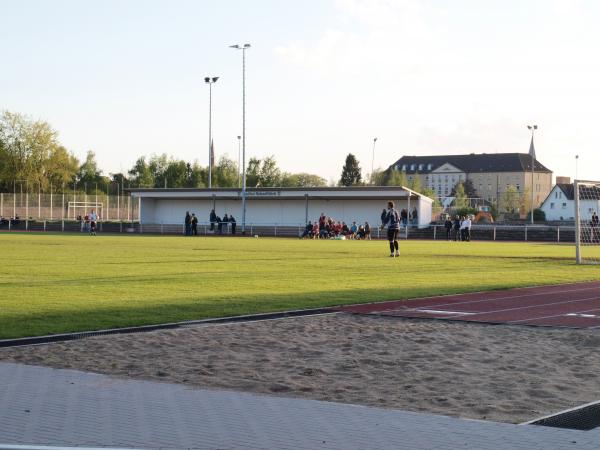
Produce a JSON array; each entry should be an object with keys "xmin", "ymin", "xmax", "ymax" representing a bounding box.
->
[
  {"xmin": 301, "ymin": 213, "xmax": 371, "ymax": 240},
  {"xmin": 0, "ymin": 215, "xmax": 21, "ymax": 227}
]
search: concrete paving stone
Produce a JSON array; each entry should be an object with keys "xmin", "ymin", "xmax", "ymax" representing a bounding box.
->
[{"xmin": 1, "ymin": 362, "xmax": 600, "ymax": 449}]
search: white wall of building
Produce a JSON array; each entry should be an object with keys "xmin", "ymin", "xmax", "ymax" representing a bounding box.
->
[
  {"xmin": 540, "ymin": 185, "xmax": 600, "ymax": 221},
  {"xmin": 136, "ymin": 189, "xmax": 433, "ymax": 228}
]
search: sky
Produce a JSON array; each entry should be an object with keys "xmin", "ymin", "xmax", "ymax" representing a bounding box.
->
[{"xmin": 2, "ymin": 0, "xmax": 599, "ymax": 184}]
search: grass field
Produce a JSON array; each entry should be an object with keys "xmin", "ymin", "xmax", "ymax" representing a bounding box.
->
[{"xmin": 1, "ymin": 232, "xmax": 599, "ymax": 339}]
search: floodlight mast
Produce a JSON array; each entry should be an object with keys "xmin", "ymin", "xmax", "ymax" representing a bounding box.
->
[
  {"xmin": 205, "ymin": 76, "xmax": 219, "ymax": 188},
  {"xmin": 230, "ymin": 43, "xmax": 251, "ymax": 233}
]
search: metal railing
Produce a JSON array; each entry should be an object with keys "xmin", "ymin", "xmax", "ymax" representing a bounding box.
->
[{"xmin": 0, "ymin": 219, "xmax": 577, "ymax": 243}]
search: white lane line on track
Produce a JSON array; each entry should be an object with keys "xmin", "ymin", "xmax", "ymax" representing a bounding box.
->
[
  {"xmin": 396, "ymin": 284, "xmax": 600, "ymax": 311},
  {"xmin": 382, "ymin": 295, "xmax": 600, "ymax": 322},
  {"xmin": 413, "ymin": 310, "xmax": 475, "ymax": 316},
  {"xmin": 507, "ymin": 306, "xmax": 600, "ymax": 324}
]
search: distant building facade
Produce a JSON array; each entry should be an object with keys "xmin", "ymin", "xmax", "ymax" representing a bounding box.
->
[
  {"xmin": 540, "ymin": 183, "xmax": 600, "ymax": 221},
  {"xmin": 388, "ymin": 153, "xmax": 553, "ymax": 208}
]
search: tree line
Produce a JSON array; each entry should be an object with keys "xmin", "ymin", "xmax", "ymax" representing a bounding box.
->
[{"xmin": 0, "ymin": 111, "xmax": 327, "ymax": 194}]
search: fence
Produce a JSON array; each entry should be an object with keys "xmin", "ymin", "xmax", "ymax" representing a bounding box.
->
[
  {"xmin": 0, "ymin": 219, "xmax": 577, "ymax": 243},
  {"xmin": 0, "ymin": 192, "xmax": 138, "ymax": 221}
]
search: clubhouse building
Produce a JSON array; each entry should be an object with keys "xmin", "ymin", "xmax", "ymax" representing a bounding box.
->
[{"xmin": 129, "ymin": 186, "xmax": 433, "ymax": 229}]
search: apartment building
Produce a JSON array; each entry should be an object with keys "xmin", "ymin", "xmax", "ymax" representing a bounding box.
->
[{"xmin": 388, "ymin": 153, "xmax": 553, "ymax": 207}]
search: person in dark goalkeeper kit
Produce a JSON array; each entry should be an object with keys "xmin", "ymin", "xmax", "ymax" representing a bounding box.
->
[{"xmin": 380, "ymin": 201, "xmax": 401, "ymax": 257}]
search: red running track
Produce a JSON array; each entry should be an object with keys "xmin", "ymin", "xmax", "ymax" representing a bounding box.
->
[{"xmin": 336, "ymin": 281, "xmax": 600, "ymax": 329}]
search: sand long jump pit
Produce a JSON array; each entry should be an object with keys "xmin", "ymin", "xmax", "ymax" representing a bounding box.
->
[{"xmin": 2, "ymin": 286, "xmax": 600, "ymax": 425}]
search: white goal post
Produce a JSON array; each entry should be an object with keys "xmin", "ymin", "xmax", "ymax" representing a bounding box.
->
[
  {"xmin": 574, "ymin": 180, "xmax": 600, "ymax": 264},
  {"xmin": 67, "ymin": 201, "xmax": 103, "ymax": 220}
]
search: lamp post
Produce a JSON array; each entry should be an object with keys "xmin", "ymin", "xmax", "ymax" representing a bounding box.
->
[
  {"xmin": 527, "ymin": 125, "xmax": 537, "ymax": 224},
  {"xmin": 371, "ymin": 137, "xmax": 378, "ymax": 184},
  {"xmin": 230, "ymin": 43, "xmax": 251, "ymax": 233},
  {"xmin": 575, "ymin": 155, "xmax": 579, "ymax": 180},
  {"xmin": 237, "ymin": 135, "xmax": 241, "ymax": 188},
  {"xmin": 205, "ymin": 76, "xmax": 219, "ymax": 188}
]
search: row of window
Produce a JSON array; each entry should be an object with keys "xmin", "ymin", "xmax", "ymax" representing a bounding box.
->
[
  {"xmin": 396, "ymin": 163, "xmax": 433, "ymax": 171},
  {"xmin": 549, "ymin": 203, "xmax": 567, "ymax": 210}
]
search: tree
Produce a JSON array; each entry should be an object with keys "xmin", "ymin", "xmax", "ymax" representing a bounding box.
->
[
  {"xmin": 386, "ymin": 169, "xmax": 408, "ymax": 187},
  {"xmin": 78, "ymin": 150, "xmax": 104, "ymax": 191},
  {"xmin": 245, "ymin": 157, "xmax": 261, "ymax": 187},
  {"xmin": 259, "ymin": 156, "xmax": 281, "ymax": 187},
  {"xmin": 339, "ymin": 153, "xmax": 362, "ymax": 186},
  {"xmin": 369, "ymin": 168, "xmax": 387, "ymax": 186},
  {"xmin": 188, "ymin": 162, "xmax": 206, "ymax": 188},
  {"xmin": 109, "ymin": 172, "xmax": 129, "ymax": 194},
  {"xmin": 502, "ymin": 185, "xmax": 520, "ymax": 214},
  {"xmin": 451, "ymin": 179, "xmax": 477, "ymax": 198},
  {"xmin": 213, "ymin": 155, "xmax": 238, "ymax": 187},
  {"xmin": 128, "ymin": 156, "xmax": 155, "ymax": 187},
  {"xmin": 280, "ymin": 172, "xmax": 327, "ymax": 187},
  {"xmin": 409, "ymin": 172, "xmax": 422, "ymax": 192},
  {"xmin": 0, "ymin": 111, "xmax": 65, "ymax": 192},
  {"xmin": 454, "ymin": 182, "xmax": 468, "ymax": 209},
  {"xmin": 164, "ymin": 159, "xmax": 190, "ymax": 188},
  {"xmin": 46, "ymin": 146, "xmax": 79, "ymax": 191}
]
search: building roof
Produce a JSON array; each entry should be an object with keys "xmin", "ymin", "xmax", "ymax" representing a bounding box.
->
[
  {"xmin": 556, "ymin": 183, "xmax": 600, "ymax": 201},
  {"xmin": 128, "ymin": 186, "xmax": 433, "ymax": 202},
  {"xmin": 388, "ymin": 153, "xmax": 552, "ymax": 174}
]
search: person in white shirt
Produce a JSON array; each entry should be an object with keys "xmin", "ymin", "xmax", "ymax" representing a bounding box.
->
[
  {"xmin": 89, "ymin": 210, "xmax": 98, "ymax": 236},
  {"xmin": 461, "ymin": 216, "xmax": 472, "ymax": 242}
]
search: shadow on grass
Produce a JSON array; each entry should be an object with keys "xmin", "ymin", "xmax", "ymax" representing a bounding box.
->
[{"xmin": 2, "ymin": 280, "xmax": 598, "ymax": 340}]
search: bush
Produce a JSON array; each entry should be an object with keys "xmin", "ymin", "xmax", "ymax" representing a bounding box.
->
[
  {"xmin": 455, "ymin": 207, "xmax": 478, "ymax": 217},
  {"xmin": 526, "ymin": 208, "xmax": 546, "ymax": 222}
]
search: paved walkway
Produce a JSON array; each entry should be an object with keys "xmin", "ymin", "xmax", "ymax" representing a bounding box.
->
[{"xmin": 1, "ymin": 362, "xmax": 598, "ymax": 449}]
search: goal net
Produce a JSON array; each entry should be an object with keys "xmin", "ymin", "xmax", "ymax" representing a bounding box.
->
[{"xmin": 574, "ymin": 180, "xmax": 600, "ymax": 264}]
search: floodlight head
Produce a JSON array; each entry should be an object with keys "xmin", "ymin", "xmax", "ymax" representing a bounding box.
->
[
  {"xmin": 527, "ymin": 125, "xmax": 532, "ymax": 130},
  {"xmin": 374, "ymin": 137, "xmax": 378, "ymax": 142},
  {"xmin": 244, "ymin": 44, "xmax": 251, "ymax": 48},
  {"xmin": 237, "ymin": 135, "xmax": 241, "ymax": 139},
  {"xmin": 212, "ymin": 77, "xmax": 219, "ymax": 82},
  {"xmin": 204, "ymin": 77, "xmax": 210, "ymax": 83},
  {"xmin": 534, "ymin": 125, "xmax": 538, "ymax": 130},
  {"xmin": 230, "ymin": 44, "xmax": 240, "ymax": 49}
]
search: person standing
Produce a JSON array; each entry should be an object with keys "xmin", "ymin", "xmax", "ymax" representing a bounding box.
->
[
  {"xmin": 191, "ymin": 213, "xmax": 198, "ymax": 235},
  {"xmin": 209, "ymin": 209, "xmax": 217, "ymax": 231},
  {"xmin": 216, "ymin": 215, "xmax": 223, "ymax": 234},
  {"xmin": 444, "ymin": 216, "xmax": 453, "ymax": 241},
  {"xmin": 463, "ymin": 215, "xmax": 472, "ymax": 241},
  {"xmin": 411, "ymin": 207, "xmax": 418, "ymax": 227},
  {"xmin": 453, "ymin": 215, "xmax": 461, "ymax": 241},
  {"xmin": 223, "ymin": 214, "xmax": 229, "ymax": 234},
  {"xmin": 364, "ymin": 221, "xmax": 371, "ymax": 240},
  {"xmin": 380, "ymin": 201, "xmax": 401, "ymax": 257},
  {"xmin": 229, "ymin": 215, "xmax": 236, "ymax": 235},
  {"xmin": 400, "ymin": 208, "xmax": 408, "ymax": 227},
  {"xmin": 89, "ymin": 209, "xmax": 98, "ymax": 236},
  {"xmin": 184, "ymin": 211, "xmax": 192, "ymax": 236},
  {"xmin": 591, "ymin": 211, "xmax": 598, "ymax": 242}
]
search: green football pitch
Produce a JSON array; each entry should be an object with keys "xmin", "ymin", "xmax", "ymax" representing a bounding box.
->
[{"xmin": 1, "ymin": 233, "xmax": 599, "ymax": 339}]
